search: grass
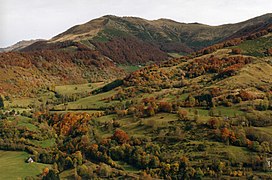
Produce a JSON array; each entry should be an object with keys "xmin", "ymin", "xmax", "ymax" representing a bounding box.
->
[
  {"xmin": 5, "ymin": 82, "xmax": 106, "ymax": 110},
  {"xmin": 17, "ymin": 116, "xmax": 38, "ymax": 131},
  {"xmin": 143, "ymin": 113, "xmax": 178, "ymax": 124},
  {"xmin": 8, "ymin": 116, "xmax": 38, "ymax": 132},
  {"xmin": 95, "ymin": 114, "xmax": 117, "ymax": 123},
  {"xmin": 165, "ymin": 92, "xmax": 189, "ymax": 101},
  {"xmin": 5, "ymin": 92, "xmax": 55, "ymax": 109},
  {"xmin": 93, "ymin": 35, "xmax": 109, "ymax": 42},
  {"xmin": 255, "ymin": 126, "xmax": 272, "ymax": 136},
  {"xmin": 234, "ymin": 35, "xmax": 272, "ymax": 57},
  {"xmin": 118, "ymin": 65, "xmax": 141, "ymax": 73},
  {"xmin": 187, "ymin": 142, "xmax": 251, "ymax": 164},
  {"xmin": 116, "ymin": 161, "xmax": 139, "ymax": 173},
  {"xmin": 175, "ymin": 106, "xmax": 244, "ymax": 123},
  {"xmin": 50, "ymin": 110, "xmax": 103, "ymax": 114},
  {"xmin": 215, "ymin": 106, "xmax": 243, "ymax": 117},
  {"xmin": 104, "ymin": 28, "xmax": 128, "ymax": 38},
  {"xmin": 59, "ymin": 168, "xmax": 75, "ymax": 180},
  {"xmin": 192, "ymin": 106, "xmax": 243, "ymax": 117},
  {"xmin": 119, "ymin": 113, "xmax": 178, "ymax": 138},
  {"xmin": 5, "ymin": 97, "xmax": 37, "ymax": 108},
  {"xmin": 0, "ymin": 150, "xmax": 50, "ymax": 179},
  {"xmin": 8, "ymin": 116, "xmax": 56, "ymax": 148},
  {"xmin": 168, "ymin": 52, "xmax": 185, "ymax": 58},
  {"xmin": 55, "ymin": 82, "xmax": 105, "ymax": 96},
  {"xmin": 17, "ymin": 121, "xmax": 38, "ymax": 131},
  {"xmin": 219, "ymin": 145, "xmax": 251, "ymax": 164},
  {"xmin": 55, "ymin": 89, "xmax": 118, "ymax": 110},
  {"xmin": 30, "ymin": 138, "xmax": 56, "ymax": 148}
]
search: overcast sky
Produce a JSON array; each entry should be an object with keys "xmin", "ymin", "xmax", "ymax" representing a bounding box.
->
[{"xmin": 0, "ymin": 0, "xmax": 271, "ymax": 47}]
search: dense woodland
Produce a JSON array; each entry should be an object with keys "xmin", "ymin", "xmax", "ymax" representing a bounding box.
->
[
  {"xmin": 0, "ymin": 48, "xmax": 125, "ymax": 97},
  {"xmin": 93, "ymin": 36, "xmax": 169, "ymax": 64}
]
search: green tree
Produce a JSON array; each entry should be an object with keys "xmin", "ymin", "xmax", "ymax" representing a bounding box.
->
[
  {"xmin": 187, "ymin": 95, "xmax": 196, "ymax": 107},
  {"xmin": 261, "ymin": 141, "xmax": 271, "ymax": 153},
  {"xmin": 150, "ymin": 155, "xmax": 160, "ymax": 168},
  {"xmin": 0, "ymin": 95, "xmax": 4, "ymax": 109},
  {"xmin": 65, "ymin": 156, "xmax": 74, "ymax": 169},
  {"xmin": 195, "ymin": 167, "xmax": 204, "ymax": 179},
  {"xmin": 98, "ymin": 163, "xmax": 112, "ymax": 177},
  {"xmin": 42, "ymin": 170, "xmax": 60, "ymax": 180},
  {"xmin": 146, "ymin": 106, "xmax": 155, "ymax": 117},
  {"xmin": 77, "ymin": 164, "xmax": 89, "ymax": 177},
  {"xmin": 74, "ymin": 151, "xmax": 83, "ymax": 165}
]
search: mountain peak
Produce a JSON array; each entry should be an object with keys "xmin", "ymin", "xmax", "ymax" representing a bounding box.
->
[{"xmin": 24, "ymin": 14, "xmax": 272, "ymax": 66}]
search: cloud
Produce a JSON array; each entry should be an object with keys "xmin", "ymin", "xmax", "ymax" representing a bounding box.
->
[{"xmin": 0, "ymin": 0, "xmax": 271, "ymax": 47}]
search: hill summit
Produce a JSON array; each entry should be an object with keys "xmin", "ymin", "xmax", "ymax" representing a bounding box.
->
[{"xmin": 22, "ymin": 13, "xmax": 272, "ymax": 64}]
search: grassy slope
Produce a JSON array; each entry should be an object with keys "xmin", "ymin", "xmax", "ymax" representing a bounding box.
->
[
  {"xmin": 118, "ymin": 65, "xmax": 141, "ymax": 73},
  {"xmin": 7, "ymin": 116, "xmax": 56, "ymax": 148},
  {"xmin": 255, "ymin": 126, "xmax": 272, "ymax": 136},
  {"xmin": 168, "ymin": 52, "xmax": 186, "ymax": 58},
  {"xmin": 54, "ymin": 90, "xmax": 118, "ymax": 110},
  {"xmin": 5, "ymin": 82, "xmax": 107, "ymax": 111},
  {"xmin": 16, "ymin": 116, "xmax": 38, "ymax": 131},
  {"xmin": 233, "ymin": 34, "xmax": 272, "ymax": 57},
  {"xmin": 55, "ymin": 82, "xmax": 105, "ymax": 96},
  {"xmin": 0, "ymin": 151, "xmax": 50, "ymax": 179},
  {"xmin": 52, "ymin": 14, "xmax": 272, "ymax": 53}
]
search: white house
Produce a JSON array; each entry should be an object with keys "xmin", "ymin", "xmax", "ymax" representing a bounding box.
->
[
  {"xmin": 27, "ymin": 157, "xmax": 34, "ymax": 163},
  {"xmin": 266, "ymin": 157, "xmax": 272, "ymax": 170}
]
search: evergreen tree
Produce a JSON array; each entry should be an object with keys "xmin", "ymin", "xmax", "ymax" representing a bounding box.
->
[
  {"xmin": 42, "ymin": 170, "xmax": 60, "ymax": 180},
  {"xmin": 0, "ymin": 95, "xmax": 4, "ymax": 109}
]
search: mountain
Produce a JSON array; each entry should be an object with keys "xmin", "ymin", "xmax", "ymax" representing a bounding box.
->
[
  {"xmin": 1, "ymin": 14, "xmax": 272, "ymax": 97},
  {"xmin": 22, "ymin": 13, "xmax": 272, "ymax": 64},
  {"xmin": 121, "ymin": 23, "xmax": 272, "ymax": 102},
  {"xmin": 0, "ymin": 39, "xmax": 43, "ymax": 52},
  {"xmin": 124, "ymin": 33, "xmax": 272, "ymax": 107}
]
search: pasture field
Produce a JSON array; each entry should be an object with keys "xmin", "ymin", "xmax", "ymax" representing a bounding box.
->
[{"xmin": 0, "ymin": 150, "xmax": 50, "ymax": 180}]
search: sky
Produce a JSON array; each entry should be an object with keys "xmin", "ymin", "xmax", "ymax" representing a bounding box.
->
[{"xmin": 0, "ymin": 0, "xmax": 271, "ymax": 48}]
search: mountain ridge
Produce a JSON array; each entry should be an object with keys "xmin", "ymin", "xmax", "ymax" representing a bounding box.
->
[
  {"xmin": 0, "ymin": 39, "xmax": 43, "ymax": 52},
  {"xmin": 20, "ymin": 13, "xmax": 272, "ymax": 65}
]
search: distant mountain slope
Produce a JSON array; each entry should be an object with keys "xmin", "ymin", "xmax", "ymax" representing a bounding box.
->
[
  {"xmin": 21, "ymin": 14, "xmax": 272, "ymax": 65},
  {"xmin": 0, "ymin": 49, "xmax": 125, "ymax": 97},
  {"xmin": 0, "ymin": 39, "xmax": 43, "ymax": 52},
  {"xmin": 122, "ymin": 31, "xmax": 272, "ymax": 108}
]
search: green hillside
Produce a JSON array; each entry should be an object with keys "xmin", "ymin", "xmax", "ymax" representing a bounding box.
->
[
  {"xmin": 0, "ymin": 151, "xmax": 50, "ymax": 179},
  {"xmin": 233, "ymin": 33, "xmax": 272, "ymax": 57}
]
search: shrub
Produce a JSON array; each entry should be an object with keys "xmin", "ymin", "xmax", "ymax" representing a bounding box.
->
[
  {"xmin": 112, "ymin": 129, "xmax": 129, "ymax": 144},
  {"xmin": 231, "ymin": 48, "xmax": 242, "ymax": 54}
]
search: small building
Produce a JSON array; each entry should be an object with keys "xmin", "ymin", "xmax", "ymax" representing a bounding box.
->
[
  {"xmin": 27, "ymin": 157, "xmax": 34, "ymax": 163},
  {"xmin": 266, "ymin": 157, "xmax": 272, "ymax": 170}
]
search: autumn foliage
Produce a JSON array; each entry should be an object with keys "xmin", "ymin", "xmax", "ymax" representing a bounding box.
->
[
  {"xmin": 266, "ymin": 48, "xmax": 272, "ymax": 56},
  {"xmin": 231, "ymin": 48, "xmax": 242, "ymax": 54},
  {"xmin": 184, "ymin": 56, "xmax": 253, "ymax": 78},
  {"xmin": 48, "ymin": 112, "xmax": 92, "ymax": 136},
  {"xmin": 0, "ymin": 49, "xmax": 125, "ymax": 97},
  {"xmin": 112, "ymin": 129, "xmax": 129, "ymax": 144},
  {"xmin": 93, "ymin": 36, "xmax": 168, "ymax": 64}
]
